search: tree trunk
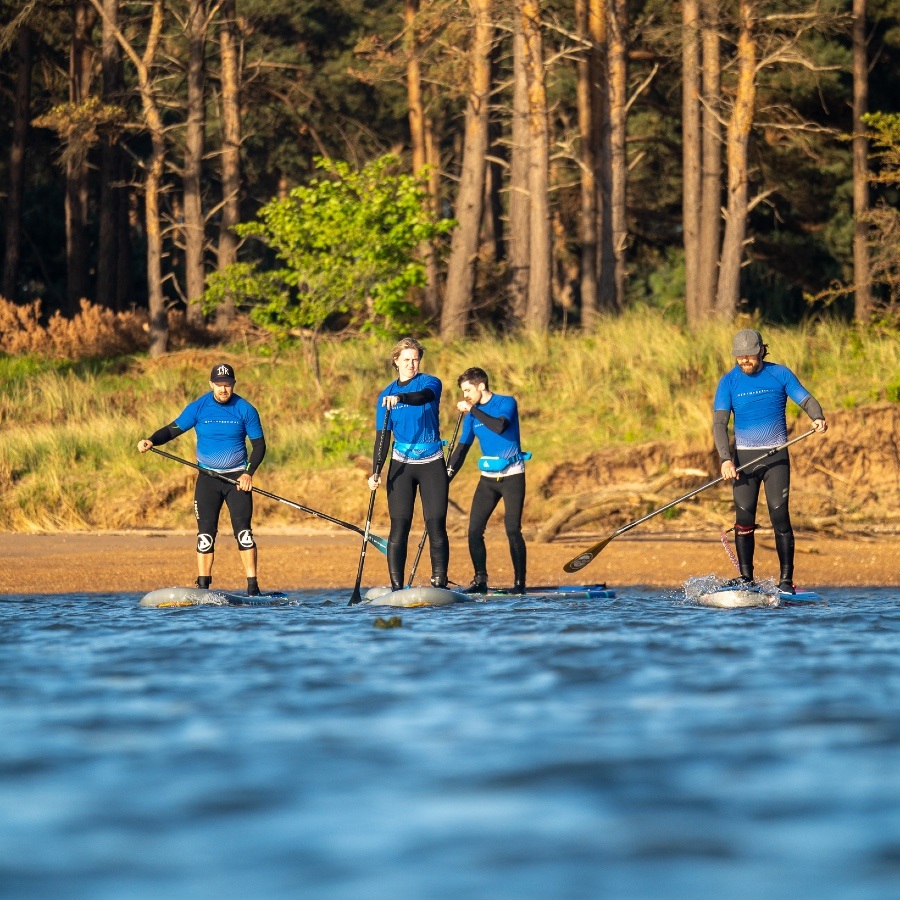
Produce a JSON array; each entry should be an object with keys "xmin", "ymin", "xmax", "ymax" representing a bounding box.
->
[
  {"xmin": 440, "ymin": 0, "xmax": 493, "ymax": 339},
  {"xmin": 66, "ymin": 0, "xmax": 96, "ymax": 313},
  {"xmin": 521, "ymin": 0, "xmax": 552, "ymax": 330},
  {"xmin": 507, "ymin": 17, "xmax": 530, "ymax": 327},
  {"xmin": 576, "ymin": 0, "xmax": 598, "ymax": 328},
  {"xmin": 97, "ymin": 0, "xmax": 121, "ymax": 309},
  {"xmin": 217, "ymin": 0, "xmax": 240, "ymax": 326},
  {"xmin": 716, "ymin": 0, "xmax": 756, "ymax": 318},
  {"xmin": 682, "ymin": 0, "xmax": 701, "ymax": 327},
  {"xmin": 698, "ymin": 0, "xmax": 722, "ymax": 319},
  {"xmin": 590, "ymin": 0, "xmax": 616, "ymax": 311},
  {"xmin": 852, "ymin": 0, "xmax": 872, "ymax": 322},
  {"xmin": 423, "ymin": 113, "xmax": 442, "ymax": 315},
  {"xmin": 2, "ymin": 26, "xmax": 33, "ymax": 302},
  {"xmin": 184, "ymin": 0, "xmax": 207, "ymax": 324},
  {"xmin": 404, "ymin": 0, "xmax": 439, "ymax": 317},
  {"xmin": 608, "ymin": 0, "xmax": 627, "ymax": 310},
  {"xmin": 482, "ymin": 111, "xmax": 504, "ymax": 265}
]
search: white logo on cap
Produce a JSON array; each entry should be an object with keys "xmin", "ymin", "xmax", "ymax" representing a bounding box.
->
[{"xmin": 216, "ymin": 365, "xmax": 230, "ymax": 376}]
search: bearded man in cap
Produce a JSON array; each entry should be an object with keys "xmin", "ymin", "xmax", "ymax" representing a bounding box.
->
[
  {"xmin": 713, "ymin": 330, "xmax": 827, "ymax": 593},
  {"xmin": 137, "ymin": 363, "xmax": 266, "ymax": 595}
]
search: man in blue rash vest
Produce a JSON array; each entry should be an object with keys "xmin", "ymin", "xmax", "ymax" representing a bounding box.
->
[
  {"xmin": 137, "ymin": 363, "xmax": 266, "ymax": 595},
  {"xmin": 368, "ymin": 337, "xmax": 449, "ymax": 590},
  {"xmin": 446, "ymin": 367, "xmax": 528, "ymax": 594},
  {"xmin": 713, "ymin": 329, "xmax": 827, "ymax": 593}
]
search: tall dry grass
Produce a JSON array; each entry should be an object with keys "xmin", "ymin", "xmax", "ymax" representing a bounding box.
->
[{"xmin": 1, "ymin": 308, "xmax": 898, "ymax": 531}]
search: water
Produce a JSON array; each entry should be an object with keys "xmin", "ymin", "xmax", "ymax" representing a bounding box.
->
[{"xmin": 1, "ymin": 587, "xmax": 899, "ymax": 899}]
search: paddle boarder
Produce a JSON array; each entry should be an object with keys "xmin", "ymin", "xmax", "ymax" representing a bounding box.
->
[
  {"xmin": 367, "ymin": 338, "xmax": 449, "ymax": 591},
  {"xmin": 137, "ymin": 363, "xmax": 266, "ymax": 595},
  {"xmin": 714, "ymin": 329, "xmax": 827, "ymax": 593},
  {"xmin": 447, "ymin": 367, "xmax": 528, "ymax": 594}
]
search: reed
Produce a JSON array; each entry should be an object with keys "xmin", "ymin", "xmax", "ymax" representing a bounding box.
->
[{"xmin": 0, "ymin": 309, "xmax": 897, "ymax": 531}]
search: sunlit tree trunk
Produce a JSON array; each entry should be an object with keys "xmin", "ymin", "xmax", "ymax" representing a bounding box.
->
[
  {"xmin": 216, "ymin": 0, "xmax": 240, "ymax": 326},
  {"xmin": 90, "ymin": 0, "xmax": 169, "ymax": 354},
  {"xmin": 507, "ymin": 17, "xmax": 530, "ymax": 327},
  {"xmin": 682, "ymin": 0, "xmax": 701, "ymax": 327},
  {"xmin": 441, "ymin": 0, "xmax": 493, "ymax": 339},
  {"xmin": 716, "ymin": 0, "xmax": 756, "ymax": 318},
  {"xmin": 521, "ymin": 0, "xmax": 551, "ymax": 330},
  {"xmin": 590, "ymin": 0, "xmax": 616, "ymax": 311},
  {"xmin": 404, "ymin": 0, "xmax": 439, "ymax": 317},
  {"xmin": 66, "ymin": 0, "xmax": 96, "ymax": 313},
  {"xmin": 576, "ymin": 0, "xmax": 598, "ymax": 328},
  {"xmin": 2, "ymin": 26, "xmax": 33, "ymax": 302},
  {"xmin": 852, "ymin": 0, "xmax": 872, "ymax": 322},
  {"xmin": 97, "ymin": 0, "xmax": 122, "ymax": 310},
  {"xmin": 608, "ymin": 0, "xmax": 627, "ymax": 310},
  {"xmin": 698, "ymin": 0, "xmax": 721, "ymax": 318},
  {"xmin": 184, "ymin": 0, "xmax": 208, "ymax": 324}
]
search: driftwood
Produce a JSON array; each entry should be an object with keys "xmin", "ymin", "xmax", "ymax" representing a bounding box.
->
[{"xmin": 535, "ymin": 468, "xmax": 710, "ymax": 543}]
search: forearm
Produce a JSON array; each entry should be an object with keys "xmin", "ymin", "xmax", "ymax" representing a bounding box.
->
[
  {"xmin": 800, "ymin": 395, "xmax": 824, "ymax": 422},
  {"xmin": 395, "ymin": 388, "xmax": 435, "ymax": 406},
  {"xmin": 247, "ymin": 437, "xmax": 266, "ymax": 476},
  {"xmin": 469, "ymin": 406, "xmax": 508, "ymax": 435},
  {"xmin": 713, "ymin": 409, "xmax": 732, "ymax": 461},
  {"xmin": 146, "ymin": 423, "xmax": 183, "ymax": 446},
  {"xmin": 447, "ymin": 442, "xmax": 472, "ymax": 480}
]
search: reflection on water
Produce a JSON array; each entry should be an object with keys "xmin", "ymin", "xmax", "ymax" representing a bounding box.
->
[{"xmin": 1, "ymin": 588, "xmax": 899, "ymax": 898}]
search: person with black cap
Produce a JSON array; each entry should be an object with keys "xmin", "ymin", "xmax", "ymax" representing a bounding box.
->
[
  {"xmin": 137, "ymin": 363, "xmax": 266, "ymax": 595},
  {"xmin": 713, "ymin": 329, "xmax": 827, "ymax": 593}
]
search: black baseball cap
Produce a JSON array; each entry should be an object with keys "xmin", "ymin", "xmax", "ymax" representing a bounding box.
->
[{"xmin": 210, "ymin": 363, "xmax": 236, "ymax": 384}]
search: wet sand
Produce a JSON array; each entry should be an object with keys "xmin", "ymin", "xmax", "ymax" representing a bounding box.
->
[{"xmin": 0, "ymin": 530, "xmax": 896, "ymax": 594}]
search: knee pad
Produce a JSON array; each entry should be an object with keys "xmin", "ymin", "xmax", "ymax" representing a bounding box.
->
[
  {"xmin": 197, "ymin": 532, "xmax": 216, "ymax": 554},
  {"xmin": 235, "ymin": 528, "xmax": 256, "ymax": 550}
]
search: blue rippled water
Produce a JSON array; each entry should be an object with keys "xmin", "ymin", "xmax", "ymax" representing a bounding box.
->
[{"xmin": 1, "ymin": 587, "xmax": 899, "ymax": 899}]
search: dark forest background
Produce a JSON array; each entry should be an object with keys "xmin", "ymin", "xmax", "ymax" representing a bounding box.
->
[{"xmin": 1, "ymin": 0, "xmax": 898, "ymax": 356}]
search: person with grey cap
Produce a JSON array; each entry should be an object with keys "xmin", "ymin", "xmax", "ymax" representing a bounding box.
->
[
  {"xmin": 137, "ymin": 363, "xmax": 267, "ymax": 595},
  {"xmin": 713, "ymin": 329, "xmax": 827, "ymax": 593}
]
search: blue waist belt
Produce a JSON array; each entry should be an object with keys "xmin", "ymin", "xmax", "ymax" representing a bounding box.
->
[
  {"xmin": 478, "ymin": 451, "xmax": 532, "ymax": 473},
  {"xmin": 393, "ymin": 440, "xmax": 443, "ymax": 460}
]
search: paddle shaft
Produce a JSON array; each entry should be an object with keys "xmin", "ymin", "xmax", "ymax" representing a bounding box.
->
[
  {"xmin": 406, "ymin": 412, "xmax": 464, "ymax": 587},
  {"xmin": 349, "ymin": 410, "xmax": 392, "ymax": 605},
  {"xmin": 149, "ymin": 446, "xmax": 385, "ymax": 547},
  {"xmin": 564, "ymin": 429, "xmax": 816, "ymax": 572}
]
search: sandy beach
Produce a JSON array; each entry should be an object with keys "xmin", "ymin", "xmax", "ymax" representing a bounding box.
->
[{"xmin": 1, "ymin": 530, "xmax": 895, "ymax": 594}]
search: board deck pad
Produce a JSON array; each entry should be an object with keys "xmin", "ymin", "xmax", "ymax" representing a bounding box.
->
[{"xmin": 140, "ymin": 587, "xmax": 290, "ymax": 608}]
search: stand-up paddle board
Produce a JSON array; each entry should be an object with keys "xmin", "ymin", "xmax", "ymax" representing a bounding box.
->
[
  {"xmin": 363, "ymin": 583, "xmax": 616, "ymax": 607},
  {"xmin": 140, "ymin": 587, "xmax": 290, "ymax": 608},
  {"xmin": 693, "ymin": 586, "xmax": 821, "ymax": 609},
  {"xmin": 363, "ymin": 586, "xmax": 470, "ymax": 607}
]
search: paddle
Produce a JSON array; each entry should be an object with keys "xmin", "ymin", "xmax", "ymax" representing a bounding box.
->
[
  {"xmin": 150, "ymin": 447, "xmax": 388, "ymax": 554},
  {"xmin": 348, "ymin": 410, "xmax": 392, "ymax": 605},
  {"xmin": 562, "ymin": 429, "xmax": 817, "ymax": 573},
  {"xmin": 405, "ymin": 411, "xmax": 465, "ymax": 587}
]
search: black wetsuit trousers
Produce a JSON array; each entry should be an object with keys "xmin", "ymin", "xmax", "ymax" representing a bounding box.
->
[
  {"xmin": 468, "ymin": 473, "xmax": 527, "ymax": 586},
  {"xmin": 194, "ymin": 470, "xmax": 254, "ymax": 550},
  {"xmin": 386, "ymin": 457, "xmax": 449, "ymax": 587},
  {"xmin": 732, "ymin": 447, "xmax": 792, "ymax": 582}
]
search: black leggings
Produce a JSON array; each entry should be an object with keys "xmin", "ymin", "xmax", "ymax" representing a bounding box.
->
[
  {"xmin": 193, "ymin": 470, "xmax": 255, "ymax": 552},
  {"xmin": 733, "ymin": 447, "xmax": 792, "ymax": 581},
  {"xmin": 468, "ymin": 473, "xmax": 526, "ymax": 585},
  {"xmin": 386, "ymin": 457, "xmax": 449, "ymax": 586}
]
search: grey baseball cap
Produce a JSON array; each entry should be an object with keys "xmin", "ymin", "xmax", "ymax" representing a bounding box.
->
[{"xmin": 732, "ymin": 329, "xmax": 763, "ymax": 357}]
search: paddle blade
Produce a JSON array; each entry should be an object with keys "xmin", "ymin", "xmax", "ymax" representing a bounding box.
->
[
  {"xmin": 563, "ymin": 534, "xmax": 616, "ymax": 573},
  {"xmin": 368, "ymin": 533, "xmax": 389, "ymax": 555},
  {"xmin": 348, "ymin": 587, "xmax": 363, "ymax": 606}
]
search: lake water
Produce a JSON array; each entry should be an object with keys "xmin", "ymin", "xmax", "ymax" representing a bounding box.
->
[{"xmin": 1, "ymin": 587, "xmax": 898, "ymax": 899}]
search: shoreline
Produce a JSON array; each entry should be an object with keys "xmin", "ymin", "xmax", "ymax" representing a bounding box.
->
[{"xmin": 2, "ymin": 531, "xmax": 896, "ymax": 594}]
